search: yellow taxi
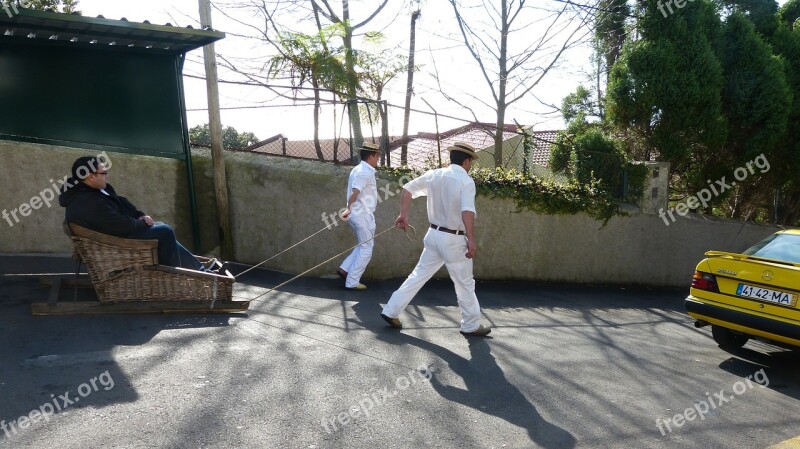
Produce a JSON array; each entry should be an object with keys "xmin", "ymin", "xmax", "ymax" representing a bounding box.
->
[{"xmin": 685, "ymin": 229, "xmax": 800, "ymax": 350}]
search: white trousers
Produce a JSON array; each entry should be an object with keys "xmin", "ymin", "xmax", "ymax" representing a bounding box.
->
[
  {"xmin": 382, "ymin": 228, "xmax": 482, "ymax": 332},
  {"xmin": 340, "ymin": 213, "xmax": 376, "ymax": 287}
]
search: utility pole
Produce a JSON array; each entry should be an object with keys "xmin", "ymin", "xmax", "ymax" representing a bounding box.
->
[
  {"xmin": 400, "ymin": 8, "xmax": 421, "ymax": 166},
  {"xmin": 199, "ymin": 0, "xmax": 234, "ymax": 260},
  {"xmin": 421, "ymin": 98, "xmax": 441, "ymax": 167}
]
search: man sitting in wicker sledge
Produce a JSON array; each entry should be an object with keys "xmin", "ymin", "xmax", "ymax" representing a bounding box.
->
[{"xmin": 58, "ymin": 156, "xmax": 220, "ymax": 273}]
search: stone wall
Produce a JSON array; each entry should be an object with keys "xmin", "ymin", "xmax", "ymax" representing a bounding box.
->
[{"xmin": 0, "ymin": 141, "xmax": 780, "ymax": 287}]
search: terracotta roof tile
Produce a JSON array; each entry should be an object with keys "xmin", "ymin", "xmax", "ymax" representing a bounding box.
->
[
  {"xmin": 388, "ymin": 124, "xmax": 562, "ymax": 169},
  {"xmin": 234, "ymin": 124, "xmax": 563, "ymax": 170}
]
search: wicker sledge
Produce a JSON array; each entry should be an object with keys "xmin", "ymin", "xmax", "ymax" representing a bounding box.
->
[{"xmin": 66, "ymin": 223, "xmax": 235, "ymax": 303}]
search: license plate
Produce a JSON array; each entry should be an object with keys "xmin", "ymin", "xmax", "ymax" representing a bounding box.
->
[{"xmin": 736, "ymin": 283, "xmax": 797, "ymax": 307}]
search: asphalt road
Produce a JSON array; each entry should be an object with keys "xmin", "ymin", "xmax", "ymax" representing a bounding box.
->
[{"xmin": 1, "ymin": 266, "xmax": 798, "ymax": 449}]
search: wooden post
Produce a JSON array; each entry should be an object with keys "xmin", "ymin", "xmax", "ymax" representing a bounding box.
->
[
  {"xmin": 199, "ymin": 0, "xmax": 234, "ymax": 260},
  {"xmin": 422, "ymin": 98, "xmax": 441, "ymax": 167},
  {"xmin": 380, "ymin": 100, "xmax": 390, "ymax": 167},
  {"xmin": 400, "ymin": 9, "xmax": 421, "ymax": 166}
]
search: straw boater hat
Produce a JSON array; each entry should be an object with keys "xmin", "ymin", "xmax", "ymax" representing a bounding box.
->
[
  {"xmin": 448, "ymin": 142, "xmax": 479, "ymax": 159},
  {"xmin": 361, "ymin": 142, "xmax": 381, "ymax": 153}
]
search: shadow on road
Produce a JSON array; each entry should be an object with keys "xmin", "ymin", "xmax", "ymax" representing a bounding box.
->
[
  {"xmin": 717, "ymin": 344, "xmax": 800, "ymax": 401},
  {"xmin": 352, "ymin": 300, "xmax": 576, "ymax": 449},
  {"xmin": 0, "ymin": 277, "xmax": 240, "ymax": 443}
]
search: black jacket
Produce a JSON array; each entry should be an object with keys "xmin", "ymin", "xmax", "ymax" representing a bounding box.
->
[{"xmin": 58, "ymin": 181, "xmax": 149, "ymax": 237}]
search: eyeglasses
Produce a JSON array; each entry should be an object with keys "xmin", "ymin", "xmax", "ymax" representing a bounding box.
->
[{"xmin": 94, "ymin": 172, "xmax": 109, "ymax": 176}]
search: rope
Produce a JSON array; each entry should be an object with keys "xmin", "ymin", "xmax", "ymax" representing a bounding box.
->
[
  {"xmin": 243, "ymin": 225, "xmax": 416, "ymax": 304},
  {"xmin": 0, "ymin": 223, "xmax": 417, "ymax": 304},
  {"xmin": 234, "ymin": 223, "xmax": 337, "ymax": 279}
]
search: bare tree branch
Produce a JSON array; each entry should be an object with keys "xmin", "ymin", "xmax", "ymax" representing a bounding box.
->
[
  {"xmin": 507, "ymin": 19, "xmax": 592, "ymax": 106},
  {"xmin": 311, "ymin": 0, "xmax": 339, "ymax": 23},
  {"xmin": 428, "ymin": 51, "xmax": 483, "ymax": 123},
  {"xmin": 448, "ymin": 0, "xmax": 500, "ymax": 105},
  {"xmin": 444, "ymin": 0, "xmax": 592, "ymax": 166},
  {"xmin": 352, "ymin": 0, "xmax": 391, "ymax": 29}
]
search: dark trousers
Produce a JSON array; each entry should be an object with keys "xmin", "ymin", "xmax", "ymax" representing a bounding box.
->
[{"xmin": 128, "ymin": 222, "xmax": 202, "ymax": 270}]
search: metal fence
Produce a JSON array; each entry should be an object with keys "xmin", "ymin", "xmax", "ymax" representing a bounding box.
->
[
  {"xmin": 219, "ymin": 99, "xmax": 640, "ymax": 201},
  {"xmin": 224, "ymin": 99, "xmax": 389, "ymax": 166}
]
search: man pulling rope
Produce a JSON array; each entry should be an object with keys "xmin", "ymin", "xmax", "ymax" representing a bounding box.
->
[
  {"xmin": 337, "ymin": 142, "xmax": 382, "ymax": 291},
  {"xmin": 380, "ymin": 142, "xmax": 492, "ymax": 337}
]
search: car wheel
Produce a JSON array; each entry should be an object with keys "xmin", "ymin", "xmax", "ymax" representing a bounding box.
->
[{"xmin": 711, "ymin": 325, "xmax": 749, "ymax": 349}]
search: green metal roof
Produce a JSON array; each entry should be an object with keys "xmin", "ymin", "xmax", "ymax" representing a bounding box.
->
[{"xmin": 0, "ymin": 8, "xmax": 224, "ymax": 54}]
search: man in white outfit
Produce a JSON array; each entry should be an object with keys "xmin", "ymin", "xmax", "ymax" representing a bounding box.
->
[
  {"xmin": 338, "ymin": 142, "xmax": 381, "ymax": 290},
  {"xmin": 381, "ymin": 142, "xmax": 491, "ymax": 336}
]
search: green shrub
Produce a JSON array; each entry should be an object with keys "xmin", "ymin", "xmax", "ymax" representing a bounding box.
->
[
  {"xmin": 379, "ymin": 166, "xmax": 622, "ymax": 225},
  {"xmin": 622, "ymin": 162, "xmax": 649, "ymax": 203}
]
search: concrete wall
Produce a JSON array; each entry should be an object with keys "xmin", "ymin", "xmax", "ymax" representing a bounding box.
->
[
  {"xmin": 0, "ymin": 141, "xmax": 782, "ymax": 287},
  {"xmin": 0, "ymin": 141, "xmax": 198, "ymax": 253}
]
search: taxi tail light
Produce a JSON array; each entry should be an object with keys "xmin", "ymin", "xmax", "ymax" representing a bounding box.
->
[{"xmin": 692, "ymin": 271, "xmax": 719, "ymax": 292}]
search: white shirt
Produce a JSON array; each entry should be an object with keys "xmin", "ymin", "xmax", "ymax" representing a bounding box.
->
[
  {"xmin": 346, "ymin": 161, "xmax": 378, "ymax": 216},
  {"xmin": 403, "ymin": 164, "xmax": 477, "ymax": 231}
]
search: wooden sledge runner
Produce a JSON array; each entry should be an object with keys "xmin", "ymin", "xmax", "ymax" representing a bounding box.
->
[{"xmin": 32, "ymin": 297, "xmax": 250, "ymax": 316}]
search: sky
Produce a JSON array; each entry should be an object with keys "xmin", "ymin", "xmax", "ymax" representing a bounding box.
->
[
  {"xmin": 72, "ymin": 0, "xmax": 599, "ymax": 140},
  {"xmin": 70, "ymin": 0, "xmax": 753, "ymax": 142}
]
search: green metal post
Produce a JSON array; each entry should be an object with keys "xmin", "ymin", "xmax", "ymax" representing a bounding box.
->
[{"xmin": 177, "ymin": 54, "xmax": 202, "ymax": 252}]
